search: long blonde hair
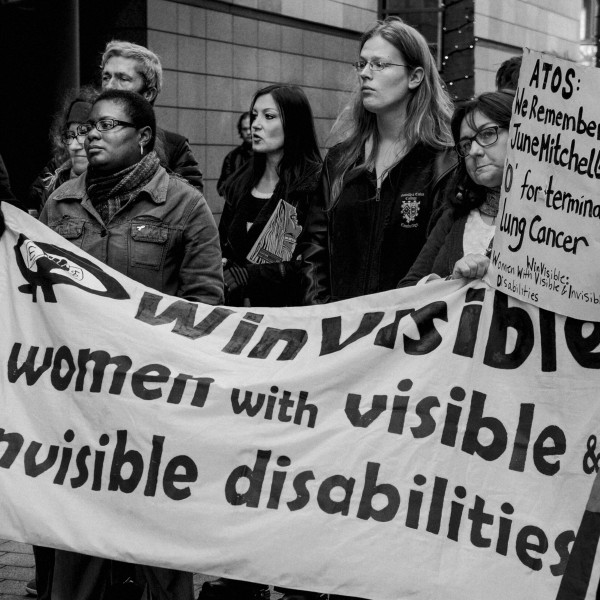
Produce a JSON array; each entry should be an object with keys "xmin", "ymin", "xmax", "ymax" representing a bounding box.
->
[{"xmin": 329, "ymin": 16, "xmax": 453, "ymax": 204}]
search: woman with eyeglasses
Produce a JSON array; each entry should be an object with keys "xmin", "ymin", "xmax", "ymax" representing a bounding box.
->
[
  {"xmin": 24, "ymin": 90, "xmax": 98, "ymax": 598},
  {"xmin": 28, "ymin": 86, "xmax": 99, "ymax": 214},
  {"xmin": 38, "ymin": 89, "xmax": 223, "ymax": 600},
  {"xmin": 40, "ymin": 88, "xmax": 223, "ymax": 304},
  {"xmin": 296, "ymin": 16, "xmax": 456, "ymax": 304},
  {"xmin": 398, "ymin": 91, "xmax": 514, "ymax": 286}
]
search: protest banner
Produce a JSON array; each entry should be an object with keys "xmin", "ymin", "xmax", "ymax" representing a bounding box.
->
[
  {"xmin": 485, "ymin": 49, "xmax": 600, "ymax": 321},
  {"xmin": 1, "ymin": 203, "xmax": 600, "ymax": 600}
]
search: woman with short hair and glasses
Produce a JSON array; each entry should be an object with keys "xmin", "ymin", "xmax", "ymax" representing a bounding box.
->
[
  {"xmin": 40, "ymin": 88, "xmax": 223, "ymax": 303},
  {"xmin": 39, "ymin": 89, "xmax": 223, "ymax": 600},
  {"xmin": 296, "ymin": 16, "xmax": 456, "ymax": 304},
  {"xmin": 398, "ymin": 90, "xmax": 514, "ymax": 286},
  {"xmin": 28, "ymin": 85, "xmax": 99, "ymax": 213}
]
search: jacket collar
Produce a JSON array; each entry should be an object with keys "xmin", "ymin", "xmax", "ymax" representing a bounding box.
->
[{"xmin": 52, "ymin": 164, "xmax": 170, "ymax": 206}]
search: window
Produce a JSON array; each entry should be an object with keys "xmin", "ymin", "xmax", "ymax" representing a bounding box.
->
[
  {"xmin": 380, "ymin": 0, "xmax": 443, "ymax": 68},
  {"xmin": 580, "ymin": 0, "xmax": 598, "ymax": 67},
  {"xmin": 581, "ymin": 0, "xmax": 595, "ymax": 41}
]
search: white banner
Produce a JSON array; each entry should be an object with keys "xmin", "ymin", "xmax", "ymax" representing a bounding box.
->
[
  {"xmin": 1, "ymin": 203, "xmax": 600, "ymax": 599},
  {"xmin": 486, "ymin": 49, "xmax": 600, "ymax": 321}
]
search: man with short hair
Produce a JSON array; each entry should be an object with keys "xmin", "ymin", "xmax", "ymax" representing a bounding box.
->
[
  {"xmin": 100, "ymin": 40, "xmax": 204, "ymax": 191},
  {"xmin": 495, "ymin": 55, "xmax": 522, "ymax": 92}
]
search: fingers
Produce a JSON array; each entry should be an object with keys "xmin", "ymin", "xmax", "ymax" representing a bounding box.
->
[
  {"xmin": 224, "ymin": 265, "xmax": 249, "ymax": 292},
  {"xmin": 451, "ymin": 254, "xmax": 490, "ymax": 280},
  {"xmin": 223, "ymin": 269, "xmax": 237, "ymax": 289}
]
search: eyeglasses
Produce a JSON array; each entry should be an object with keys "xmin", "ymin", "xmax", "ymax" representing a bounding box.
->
[
  {"xmin": 76, "ymin": 118, "xmax": 136, "ymax": 136},
  {"xmin": 61, "ymin": 131, "xmax": 86, "ymax": 145},
  {"xmin": 456, "ymin": 126, "xmax": 501, "ymax": 157},
  {"xmin": 352, "ymin": 59, "xmax": 409, "ymax": 72}
]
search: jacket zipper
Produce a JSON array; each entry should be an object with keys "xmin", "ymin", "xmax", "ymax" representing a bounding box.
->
[{"xmin": 364, "ymin": 183, "xmax": 383, "ymax": 294}]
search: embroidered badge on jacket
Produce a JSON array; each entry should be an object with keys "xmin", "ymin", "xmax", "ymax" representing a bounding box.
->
[{"xmin": 401, "ymin": 197, "xmax": 420, "ymax": 224}]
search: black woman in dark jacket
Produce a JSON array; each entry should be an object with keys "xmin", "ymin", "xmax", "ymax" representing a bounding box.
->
[{"xmin": 218, "ymin": 84, "xmax": 322, "ymax": 307}]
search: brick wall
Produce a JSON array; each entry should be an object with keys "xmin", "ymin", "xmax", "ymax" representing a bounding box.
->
[
  {"xmin": 147, "ymin": 0, "xmax": 378, "ymax": 218},
  {"xmin": 474, "ymin": 0, "xmax": 581, "ymax": 94}
]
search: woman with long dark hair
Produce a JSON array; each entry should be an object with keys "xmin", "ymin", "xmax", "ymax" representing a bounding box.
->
[
  {"xmin": 219, "ymin": 84, "xmax": 322, "ymax": 307},
  {"xmin": 297, "ymin": 16, "xmax": 456, "ymax": 304}
]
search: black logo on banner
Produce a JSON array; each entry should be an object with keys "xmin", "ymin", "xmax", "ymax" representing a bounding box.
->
[{"xmin": 14, "ymin": 234, "xmax": 130, "ymax": 303}]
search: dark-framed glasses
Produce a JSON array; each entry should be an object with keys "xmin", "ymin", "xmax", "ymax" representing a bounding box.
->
[
  {"xmin": 352, "ymin": 59, "xmax": 409, "ymax": 72},
  {"xmin": 76, "ymin": 118, "xmax": 136, "ymax": 136},
  {"xmin": 456, "ymin": 126, "xmax": 501, "ymax": 157},
  {"xmin": 60, "ymin": 131, "xmax": 86, "ymax": 145}
]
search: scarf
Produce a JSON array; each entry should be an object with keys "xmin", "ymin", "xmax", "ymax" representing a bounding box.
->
[
  {"xmin": 86, "ymin": 152, "xmax": 161, "ymax": 224},
  {"xmin": 479, "ymin": 186, "xmax": 500, "ymax": 217}
]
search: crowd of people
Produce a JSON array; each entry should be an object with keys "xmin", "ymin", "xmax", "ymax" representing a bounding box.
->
[{"xmin": 0, "ymin": 14, "xmax": 524, "ymax": 600}]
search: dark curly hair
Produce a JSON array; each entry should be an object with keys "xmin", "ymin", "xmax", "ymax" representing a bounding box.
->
[
  {"xmin": 446, "ymin": 91, "xmax": 514, "ymax": 216},
  {"xmin": 49, "ymin": 85, "xmax": 100, "ymax": 164}
]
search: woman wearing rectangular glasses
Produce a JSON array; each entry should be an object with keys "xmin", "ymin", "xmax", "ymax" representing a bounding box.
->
[
  {"xmin": 40, "ymin": 88, "xmax": 223, "ymax": 305},
  {"xmin": 28, "ymin": 86, "xmax": 98, "ymax": 214},
  {"xmin": 38, "ymin": 87, "xmax": 223, "ymax": 600},
  {"xmin": 399, "ymin": 91, "xmax": 514, "ymax": 285},
  {"xmin": 297, "ymin": 16, "xmax": 456, "ymax": 304}
]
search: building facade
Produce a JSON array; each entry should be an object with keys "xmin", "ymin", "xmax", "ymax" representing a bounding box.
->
[
  {"xmin": 147, "ymin": 0, "xmax": 377, "ymax": 212},
  {"xmin": 472, "ymin": 0, "xmax": 581, "ymax": 93},
  {"xmin": 0, "ymin": 0, "xmax": 592, "ymax": 219}
]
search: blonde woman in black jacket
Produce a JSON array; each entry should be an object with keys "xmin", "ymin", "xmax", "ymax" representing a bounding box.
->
[{"xmin": 297, "ymin": 16, "xmax": 456, "ymax": 305}]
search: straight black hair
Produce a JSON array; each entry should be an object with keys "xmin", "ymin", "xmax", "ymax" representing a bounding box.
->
[{"xmin": 227, "ymin": 84, "xmax": 322, "ymax": 200}]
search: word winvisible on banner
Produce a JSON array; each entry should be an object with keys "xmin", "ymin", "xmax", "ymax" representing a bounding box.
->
[{"xmin": 2, "ymin": 204, "xmax": 600, "ymax": 600}]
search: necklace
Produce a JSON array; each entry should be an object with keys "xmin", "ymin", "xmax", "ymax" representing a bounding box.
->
[{"xmin": 479, "ymin": 187, "xmax": 500, "ymax": 218}]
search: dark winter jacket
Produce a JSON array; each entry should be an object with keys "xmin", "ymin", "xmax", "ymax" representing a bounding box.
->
[
  {"xmin": 155, "ymin": 127, "xmax": 204, "ymax": 192},
  {"xmin": 398, "ymin": 209, "xmax": 468, "ymax": 286},
  {"xmin": 219, "ymin": 163, "xmax": 321, "ymax": 306},
  {"xmin": 296, "ymin": 143, "xmax": 457, "ymax": 304},
  {"xmin": 217, "ymin": 143, "xmax": 253, "ymax": 196}
]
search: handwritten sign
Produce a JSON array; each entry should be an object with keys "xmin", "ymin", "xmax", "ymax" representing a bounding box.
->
[
  {"xmin": 1, "ymin": 204, "xmax": 600, "ymax": 600},
  {"xmin": 486, "ymin": 49, "xmax": 600, "ymax": 321}
]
